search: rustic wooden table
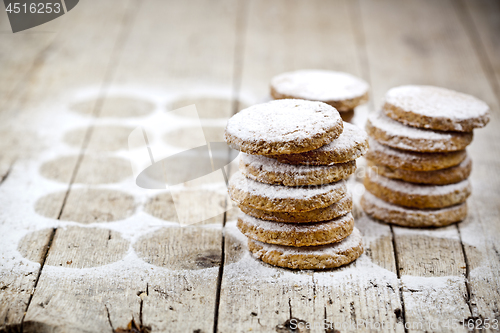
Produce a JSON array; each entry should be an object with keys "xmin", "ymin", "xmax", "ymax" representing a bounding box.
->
[{"xmin": 1, "ymin": 0, "xmax": 499, "ymax": 332}]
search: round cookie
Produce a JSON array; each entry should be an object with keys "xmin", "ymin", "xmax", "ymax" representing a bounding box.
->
[
  {"xmin": 248, "ymin": 227, "xmax": 363, "ymax": 270},
  {"xmin": 383, "ymin": 85, "xmax": 490, "ymax": 132},
  {"xmin": 228, "ymin": 171, "xmax": 347, "ymax": 212},
  {"xmin": 270, "ymin": 70, "xmax": 369, "ymax": 112},
  {"xmin": 361, "ymin": 191, "xmax": 468, "ymax": 227},
  {"xmin": 224, "ymin": 99, "xmax": 343, "ymax": 155},
  {"xmin": 237, "ymin": 213, "xmax": 354, "ymax": 247},
  {"xmin": 240, "ymin": 153, "xmax": 356, "ymax": 186},
  {"xmin": 364, "ymin": 171, "xmax": 471, "ymax": 209},
  {"xmin": 367, "ymin": 157, "xmax": 472, "ymax": 185},
  {"xmin": 365, "ymin": 139, "xmax": 467, "ymax": 171},
  {"xmin": 269, "ymin": 122, "xmax": 369, "ymax": 165},
  {"xmin": 238, "ymin": 194, "xmax": 352, "ymax": 223},
  {"xmin": 366, "ymin": 111, "xmax": 473, "ymax": 152}
]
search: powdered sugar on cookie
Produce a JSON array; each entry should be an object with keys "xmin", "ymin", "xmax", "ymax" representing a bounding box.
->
[
  {"xmin": 250, "ymin": 227, "xmax": 362, "ymax": 256},
  {"xmin": 224, "ymin": 99, "xmax": 343, "ymax": 155},
  {"xmin": 229, "ymin": 171, "xmax": 346, "ymax": 201},
  {"xmin": 384, "ymin": 85, "xmax": 490, "ymax": 131},
  {"xmin": 240, "ymin": 153, "xmax": 356, "ymax": 186},
  {"xmin": 366, "ymin": 111, "xmax": 473, "ymax": 152}
]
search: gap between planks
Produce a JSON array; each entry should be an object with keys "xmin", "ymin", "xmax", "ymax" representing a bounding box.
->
[{"xmin": 213, "ymin": 1, "xmax": 250, "ymax": 332}]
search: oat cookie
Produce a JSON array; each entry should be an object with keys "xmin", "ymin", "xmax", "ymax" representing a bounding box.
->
[
  {"xmin": 228, "ymin": 171, "xmax": 347, "ymax": 212},
  {"xmin": 238, "ymin": 194, "xmax": 352, "ymax": 223},
  {"xmin": 361, "ymin": 191, "xmax": 467, "ymax": 227},
  {"xmin": 248, "ymin": 227, "xmax": 363, "ymax": 270},
  {"xmin": 237, "ymin": 213, "xmax": 354, "ymax": 247},
  {"xmin": 365, "ymin": 139, "xmax": 467, "ymax": 171},
  {"xmin": 270, "ymin": 70, "xmax": 369, "ymax": 112},
  {"xmin": 224, "ymin": 99, "xmax": 343, "ymax": 155},
  {"xmin": 270, "ymin": 123, "xmax": 369, "ymax": 165},
  {"xmin": 240, "ymin": 153, "xmax": 356, "ymax": 186},
  {"xmin": 383, "ymin": 85, "xmax": 490, "ymax": 132},
  {"xmin": 366, "ymin": 111, "xmax": 473, "ymax": 152},
  {"xmin": 364, "ymin": 171, "xmax": 471, "ymax": 209},
  {"xmin": 367, "ymin": 157, "xmax": 472, "ymax": 185}
]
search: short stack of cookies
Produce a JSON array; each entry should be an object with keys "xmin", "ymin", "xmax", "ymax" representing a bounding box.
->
[
  {"xmin": 224, "ymin": 99, "xmax": 369, "ymax": 270},
  {"xmin": 270, "ymin": 69, "xmax": 369, "ymax": 122},
  {"xmin": 361, "ymin": 85, "xmax": 490, "ymax": 227}
]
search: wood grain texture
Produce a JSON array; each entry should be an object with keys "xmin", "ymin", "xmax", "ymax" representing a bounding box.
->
[
  {"xmin": 0, "ymin": 1, "xmax": 138, "ymax": 332},
  {"xmin": 100, "ymin": 0, "xmax": 243, "ymax": 331}
]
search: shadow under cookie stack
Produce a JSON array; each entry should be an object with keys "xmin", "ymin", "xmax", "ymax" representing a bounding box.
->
[
  {"xmin": 224, "ymin": 99, "xmax": 369, "ymax": 270},
  {"xmin": 361, "ymin": 85, "xmax": 490, "ymax": 227}
]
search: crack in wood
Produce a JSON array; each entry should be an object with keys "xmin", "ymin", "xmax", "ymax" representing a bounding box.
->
[
  {"xmin": 213, "ymin": 3, "xmax": 249, "ymax": 331},
  {"xmin": 456, "ymin": 224, "xmax": 477, "ymax": 321},
  {"xmin": 105, "ymin": 304, "xmax": 114, "ymax": 332},
  {"xmin": 390, "ymin": 225, "xmax": 408, "ymax": 333},
  {"xmin": 0, "ymin": 162, "xmax": 13, "ymax": 186},
  {"xmin": 212, "ymin": 232, "xmax": 225, "ymax": 333},
  {"xmin": 138, "ymin": 283, "xmax": 148, "ymax": 329},
  {"xmin": 20, "ymin": 227, "xmax": 56, "ymax": 332}
]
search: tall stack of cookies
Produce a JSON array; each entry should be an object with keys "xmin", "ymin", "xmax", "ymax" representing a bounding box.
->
[
  {"xmin": 224, "ymin": 99, "xmax": 369, "ymax": 270},
  {"xmin": 361, "ymin": 85, "xmax": 490, "ymax": 227},
  {"xmin": 270, "ymin": 70, "xmax": 369, "ymax": 122}
]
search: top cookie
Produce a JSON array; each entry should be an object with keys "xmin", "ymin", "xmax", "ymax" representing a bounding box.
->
[
  {"xmin": 383, "ymin": 85, "xmax": 490, "ymax": 132},
  {"xmin": 268, "ymin": 122, "xmax": 369, "ymax": 165},
  {"xmin": 270, "ymin": 70, "xmax": 369, "ymax": 112},
  {"xmin": 224, "ymin": 99, "xmax": 343, "ymax": 155}
]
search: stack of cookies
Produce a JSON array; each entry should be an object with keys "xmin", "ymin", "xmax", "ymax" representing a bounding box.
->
[
  {"xmin": 361, "ymin": 85, "xmax": 490, "ymax": 227},
  {"xmin": 224, "ymin": 99, "xmax": 369, "ymax": 270},
  {"xmin": 270, "ymin": 69, "xmax": 369, "ymax": 122}
]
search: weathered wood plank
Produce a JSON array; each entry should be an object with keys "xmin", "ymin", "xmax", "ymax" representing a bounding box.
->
[
  {"xmin": 23, "ymin": 0, "xmax": 243, "ymax": 332},
  {"xmin": 0, "ymin": 1, "xmax": 138, "ymax": 332},
  {"xmin": 218, "ymin": 1, "xmax": 402, "ymax": 332}
]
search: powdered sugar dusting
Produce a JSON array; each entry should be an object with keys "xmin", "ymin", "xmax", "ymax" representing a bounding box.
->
[
  {"xmin": 271, "ymin": 70, "xmax": 369, "ymax": 102},
  {"xmin": 225, "ymin": 99, "xmax": 341, "ymax": 143},
  {"xmin": 251, "ymin": 227, "xmax": 362, "ymax": 256},
  {"xmin": 385, "ymin": 85, "xmax": 489, "ymax": 121},
  {"xmin": 229, "ymin": 171, "xmax": 347, "ymax": 200},
  {"xmin": 239, "ymin": 212, "xmax": 353, "ymax": 233}
]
